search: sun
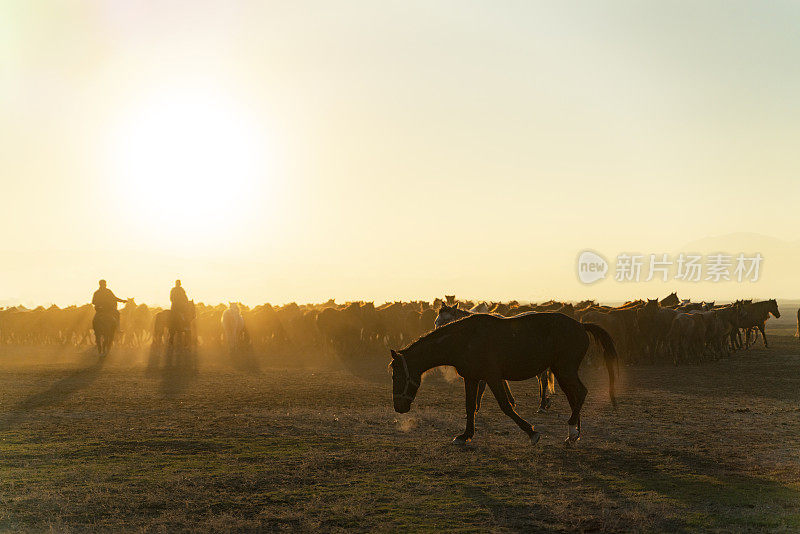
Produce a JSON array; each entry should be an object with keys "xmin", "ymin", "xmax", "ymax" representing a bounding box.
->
[{"xmin": 109, "ymin": 88, "xmax": 270, "ymax": 246}]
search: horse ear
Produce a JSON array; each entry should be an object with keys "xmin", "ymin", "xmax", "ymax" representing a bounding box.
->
[{"xmin": 390, "ymin": 349, "xmax": 398, "ymax": 359}]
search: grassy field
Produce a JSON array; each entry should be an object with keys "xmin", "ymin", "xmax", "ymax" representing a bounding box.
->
[{"xmin": 1, "ymin": 335, "xmax": 799, "ymax": 532}]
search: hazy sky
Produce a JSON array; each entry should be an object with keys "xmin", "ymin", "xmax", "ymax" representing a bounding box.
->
[{"xmin": 2, "ymin": 2, "xmax": 800, "ymax": 306}]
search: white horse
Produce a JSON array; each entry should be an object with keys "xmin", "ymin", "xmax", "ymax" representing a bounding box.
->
[{"xmin": 221, "ymin": 302, "xmax": 245, "ymax": 354}]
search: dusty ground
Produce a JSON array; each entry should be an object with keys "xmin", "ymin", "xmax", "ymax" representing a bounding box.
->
[{"xmin": 1, "ymin": 336, "xmax": 799, "ymax": 532}]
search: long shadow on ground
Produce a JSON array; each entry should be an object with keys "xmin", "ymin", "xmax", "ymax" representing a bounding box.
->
[
  {"xmin": 146, "ymin": 343, "xmax": 199, "ymax": 397},
  {"xmin": 577, "ymin": 444, "xmax": 800, "ymax": 530},
  {"xmin": 0, "ymin": 354, "xmax": 104, "ymax": 431}
]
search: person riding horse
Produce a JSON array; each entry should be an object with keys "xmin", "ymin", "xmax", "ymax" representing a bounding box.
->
[
  {"xmin": 92, "ymin": 279, "xmax": 127, "ymax": 329},
  {"xmin": 170, "ymin": 279, "xmax": 191, "ymax": 326},
  {"xmin": 91, "ymin": 279, "xmax": 128, "ymax": 355},
  {"xmin": 170, "ymin": 279, "xmax": 189, "ymax": 314}
]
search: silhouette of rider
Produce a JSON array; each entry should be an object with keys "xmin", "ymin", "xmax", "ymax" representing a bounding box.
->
[
  {"xmin": 170, "ymin": 279, "xmax": 189, "ymax": 321},
  {"xmin": 92, "ymin": 279, "xmax": 126, "ymax": 326}
]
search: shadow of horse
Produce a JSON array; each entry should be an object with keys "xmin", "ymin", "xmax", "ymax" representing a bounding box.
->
[
  {"xmin": 229, "ymin": 347, "xmax": 262, "ymax": 376},
  {"xmin": 0, "ymin": 356, "xmax": 104, "ymax": 431},
  {"xmin": 146, "ymin": 342, "xmax": 199, "ymax": 397}
]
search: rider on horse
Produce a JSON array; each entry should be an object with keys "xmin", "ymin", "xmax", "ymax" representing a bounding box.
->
[
  {"xmin": 92, "ymin": 279, "xmax": 127, "ymax": 329},
  {"xmin": 170, "ymin": 279, "xmax": 190, "ymax": 324}
]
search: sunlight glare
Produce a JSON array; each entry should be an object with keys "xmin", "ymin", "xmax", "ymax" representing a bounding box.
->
[{"xmin": 109, "ymin": 88, "xmax": 270, "ymax": 245}]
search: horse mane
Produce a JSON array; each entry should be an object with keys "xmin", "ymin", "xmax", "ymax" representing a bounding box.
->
[{"xmin": 402, "ymin": 314, "xmax": 485, "ymax": 352}]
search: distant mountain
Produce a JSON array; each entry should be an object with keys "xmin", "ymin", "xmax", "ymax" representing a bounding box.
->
[
  {"xmin": 675, "ymin": 232, "xmax": 799, "ymax": 299},
  {"xmin": 680, "ymin": 232, "xmax": 795, "ymax": 253}
]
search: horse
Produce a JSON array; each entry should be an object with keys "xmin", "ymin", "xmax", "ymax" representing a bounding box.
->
[
  {"xmin": 433, "ymin": 303, "xmax": 556, "ymax": 412},
  {"xmin": 152, "ymin": 301, "xmax": 196, "ymax": 357},
  {"xmin": 659, "ymin": 292, "xmax": 680, "ymax": 308},
  {"xmin": 221, "ymin": 302, "xmax": 245, "ymax": 354},
  {"xmin": 796, "ymin": 308, "xmax": 800, "ymax": 340},
  {"xmin": 92, "ymin": 309, "xmax": 118, "ymax": 356},
  {"xmin": 740, "ymin": 299, "xmax": 780, "ymax": 348},
  {"xmin": 390, "ymin": 313, "xmax": 617, "ymax": 446},
  {"xmin": 469, "ymin": 302, "xmax": 490, "ymax": 313}
]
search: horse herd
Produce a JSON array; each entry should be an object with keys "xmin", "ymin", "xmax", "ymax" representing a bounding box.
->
[{"xmin": 0, "ymin": 293, "xmax": 782, "ymax": 366}]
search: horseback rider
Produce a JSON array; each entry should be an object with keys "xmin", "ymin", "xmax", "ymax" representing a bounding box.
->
[
  {"xmin": 92, "ymin": 279, "xmax": 127, "ymax": 328},
  {"xmin": 170, "ymin": 279, "xmax": 190, "ymax": 324}
]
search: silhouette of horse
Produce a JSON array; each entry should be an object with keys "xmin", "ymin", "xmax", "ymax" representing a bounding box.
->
[
  {"xmin": 434, "ymin": 303, "xmax": 556, "ymax": 412},
  {"xmin": 390, "ymin": 312, "xmax": 617, "ymax": 445},
  {"xmin": 740, "ymin": 299, "xmax": 780, "ymax": 348},
  {"xmin": 153, "ymin": 301, "xmax": 196, "ymax": 357},
  {"xmin": 660, "ymin": 292, "xmax": 680, "ymax": 308},
  {"xmin": 92, "ymin": 309, "xmax": 118, "ymax": 356}
]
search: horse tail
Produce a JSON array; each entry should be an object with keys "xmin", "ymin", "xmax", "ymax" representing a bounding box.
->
[
  {"xmin": 582, "ymin": 322, "xmax": 618, "ymax": 409},
  {"xmin": 795, "ymin": 308, "xmax": 799, "ymax": 339}
]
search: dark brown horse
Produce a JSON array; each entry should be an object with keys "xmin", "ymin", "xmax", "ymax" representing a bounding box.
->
[
  {"xmin": 659, "ymin": 292, "xmax": 680, "ymax": 308},
  {"xmin": 740, "ymin": 299, "xmax": 780, "ymax": 348},
  {"xmin": 153, "ymin": 301, "xmax": 197, "ymax": 357},
  {"xmin": 433, "ymin": 303, "xmax": 556, "ymax": 412},
  {"xmin": 92, "ymin": 309, "xmax": 117, "ymax": 356},
  {"xmin": 390, "ymin": 313, "xmax": 617, "ymax": 446}
]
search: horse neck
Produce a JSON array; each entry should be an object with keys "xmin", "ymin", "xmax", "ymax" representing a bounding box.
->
[
  {"xmin": 748, "ymin": 301, "xmax": 770, "ymax": 318},
  {"xmin": 407, "ymin": 348, "xmax": 450, "ymax": 375},
  {"xmin": 405, "ymin": 332, "xmax": 459, "ymax": 373}
]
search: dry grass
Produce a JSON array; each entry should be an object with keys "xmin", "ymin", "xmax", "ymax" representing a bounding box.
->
[{"xmin": 1, "ymin": 337, "xmax": 799, "ymax": 532}]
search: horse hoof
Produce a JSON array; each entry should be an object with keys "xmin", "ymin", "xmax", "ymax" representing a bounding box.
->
[
  {"xmin": 451, "ymin": 436, "xmax": 472, "ymax": 446},
  {"xmin": 564, "ymin": 436, "xmax": 580, "ymax": 447},
  {"xmin": 529, "ymin": 432, "xmax": 541, "ymax": 446}
]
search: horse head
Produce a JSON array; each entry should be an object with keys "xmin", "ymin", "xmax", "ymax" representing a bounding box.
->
[
  {"xmin": 660, "ymin": 292, "xmax": 679, "ymax": 307},
  {"xmin": 768, "ymin": 299, "xmax": 780, "ymax": 318},
  {"xmin": 389, "ymin": 349, "xmax": 420, "ymax": 414}
]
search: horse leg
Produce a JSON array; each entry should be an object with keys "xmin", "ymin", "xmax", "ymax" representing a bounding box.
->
[
  {"xmin": 758, "ymin": 323, "xmax": 768, "ymax": 348},
  {"xmin": 503, "ymin": 381, "xmax": 516, "ymax": 407},
  {"xmin": 554, "ymin": 369, "xmax": 587, "ymax": 444},
  {"xmin": 475, "ymin": 381, "xmax": 487, "ymax": 411},
  {"xmin": 537, "ymin": 371, "xmax": 551, "ymax": 413},
  {"xmin": 486, "ymin": 378, "xmax": 540, "ymax": 445},
  {"xmin": 453, "ymin": 378, "xmax": 479, "ymax": 445},
  {"xmin": 167, "ymin": 330, "xmax": 175, "ymax": 364}
]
